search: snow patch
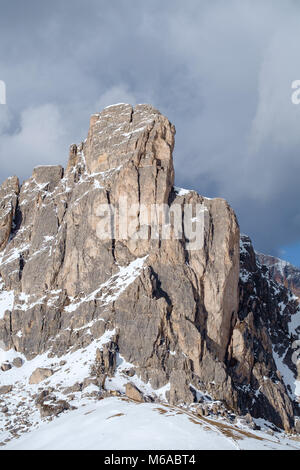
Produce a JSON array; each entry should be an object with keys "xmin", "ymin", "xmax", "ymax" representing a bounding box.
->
[
  {"xmin": 65, "ymin": 256, "xmax": 148, "ymax": 313},
  {"xmin": 0, "ymin": 289, "xmax": 14, "ymax": 319},
  {"xmin": 174, "ymin": 186, "xmax": 191, "ymax": 197},
  {"xmin": 4, "ymin": 397, "xmax": 300, "ymax": 451},
  {"xmin": 273, "ymin": 348, "xmax": 297, "ymax": 399}
]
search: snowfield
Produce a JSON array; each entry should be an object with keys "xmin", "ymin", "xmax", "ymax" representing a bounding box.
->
[
  {"xmin": 3, "ymin": 397, "xmax": 300, "ymax": 451},
  {"xmin": 1, "ymin": 331, "xmax": 299, "ymax": 450},
  {"xmin": 0, "ymin": 288, "xmax": 14, "ymax": 320}
]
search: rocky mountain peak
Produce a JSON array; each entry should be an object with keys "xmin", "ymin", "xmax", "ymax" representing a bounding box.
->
[
  {"xmin": 71, "ymin": 104, "xmax": 175, "ymax": 201},
  {"xmin": 0, "ymin": 105, "xmax": 299, "ymax": 445}
]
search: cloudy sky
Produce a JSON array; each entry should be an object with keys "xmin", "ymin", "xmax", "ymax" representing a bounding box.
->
[{"xmin": 1, "ymin": 0, "xmax": 300, "ymax": 264}]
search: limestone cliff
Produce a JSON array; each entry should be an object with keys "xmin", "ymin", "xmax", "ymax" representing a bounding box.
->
[{"xmin": 0, "ymin": 104, "xmax": 299, "ymax": 434}]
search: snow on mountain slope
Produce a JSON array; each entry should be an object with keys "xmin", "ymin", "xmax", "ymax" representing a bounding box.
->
[
  {"xmin": 3, "ymin": 397, "xmax": 300, "ymax": 451},
  {"xmin": 1, "ymin": 105, "xmax": 300, "ymax": 448},
  {"xmin": 238, "ymin": 235, "xmax": 300, "ymax": 430},
  {"xmin": 1, "ymin": 328, "xmax": 299, "ymax": 450},
  {"xmin": 0, "ymin": 291, "xmax": 14, "ymax": 320},
  {"xmin": 0, "ymin": 278, "xmax": 14, "ymax": 320},
  {"xmin": 0, "ymin": 327, "xmax": 173, "ymax": 448},
  {"xmin": 256, "ymin": 252, "xmax": 300, "ymax": 299}
]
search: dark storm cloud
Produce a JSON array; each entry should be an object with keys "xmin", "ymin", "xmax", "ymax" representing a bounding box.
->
[{"xmin": 0, "ymin": 0, "xmax": 300, "ymax": 257}]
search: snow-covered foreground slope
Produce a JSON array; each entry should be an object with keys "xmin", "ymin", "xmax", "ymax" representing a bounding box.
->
[
  {"xmin": 0, "ymin": 314, "xmax": 299, "ymax": 450},
  {"xmin": 3, "ymin": 397, "xmax": 300, "ymax": 451}
]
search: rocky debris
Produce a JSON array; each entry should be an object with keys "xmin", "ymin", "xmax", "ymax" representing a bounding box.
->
[
  {"xmin": 29, "ymin": 368, "xmax": 54, "ymax": 385},
  {"xmin": 0, "ymin": 104, "xmax": 298, "ymax": 433},
  {"xmin": 89, "ymin": 342, "xmax": 118, "ymax": 389},
  {"xmin": 34, "ymin": 389, "xmax": 51, "ymax": 406},
  {"xmin": 1, "ymin": 362, "xmax": 12, "ymax": 372},
  {"xmin": 211, "ymin": 403, "xmax": 221, "ymax": 415},
  {"xmin": 93, "ymin": 342, "xmax": 118, "ymax": 378},
  {"xmin": 196, "ymin": 401, "xmax": 229, "ymax": 419},
  {"xmin": 61, "ymin": 383, "xmax": 83, "ymax": 395},
  {"xmin": 235, "ymin": 413, "xmax": 260, "ymax": 431},
  {"xmin": 109, "ymin": 390, "xmax": 121, "ymax": 397},
  {"xmin": 244, "ymin": 413, "xmax": 254, "ymax": 425},
  {"xmin": 295, "ymin": 418, "xmax": 300, "ymax": 434},
  {"xmin": 125, "ymin": 383, "xmax": 144, "ymax": 403},
  {"xmin": 38, "ymin": 399, "xmax": 71, "ymax": 419},
  {"xmin": 0, "ymin": 385, "xmax": 13, "ymax": 395},
  {"xmin": 257, "ymin": 253, "xmax": 300, "ymax": 299},
  {"xmin": 33, "ymin": 388, "xmax": 74, "ymax": 418},
  {"xmin": 82, "ymin": 377, "xmax": 100, "ymax": 389},
  {"xmin": 197, "ymin": 406, "xmax": 209, "ymax": 417},
  {"xmin": 12, "ymin": 358, "xmax": 23, "ymax": 368}
]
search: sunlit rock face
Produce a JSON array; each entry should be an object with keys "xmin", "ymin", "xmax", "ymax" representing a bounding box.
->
[{"xmin": 0, "ymin": 104, "xmax": 298, "ymax": 432}]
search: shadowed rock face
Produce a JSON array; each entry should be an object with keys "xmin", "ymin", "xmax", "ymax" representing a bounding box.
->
[
  {"xmin": 233, "ymin": 236, "xmax": 300, "ymax": 430},
  {"xmin": 0, "ymin": 104, "xmax": 298, "ymax": 431},
  {"xmin": 0, "ymin": 176, "xmax": 19, "ymax": 251},
  {"xmin": 257, "ymin": 253, "xmax": 300, "ymax": 299}
]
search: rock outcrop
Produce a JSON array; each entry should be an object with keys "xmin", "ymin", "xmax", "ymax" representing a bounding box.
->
[
  {"xmin": 0, "ymin": 176, "xmax": 19, "ymax": 251},
  {"xmin": 125, "ymin": 383, "xmax": 144, "ymax": 403},
  {"xmin": 29, "ymin": 368, "xmax": 54, "ymax": 385},
  {"xmin": 0, "ymin": 104, "xmax": 299, "ymax": 432},
  {"xmin": 0, "ymin": 385, "xmax": 12, "ymax": 395}
]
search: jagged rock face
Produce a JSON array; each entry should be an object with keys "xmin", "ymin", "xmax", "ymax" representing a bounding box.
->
[
  {"xmin": 0, "ymin": 176, "xmax": 19, "ymax": 251},
  {"xmin": 257, "ymin": 252, "xmax": 300, "ymax": 299},
  {"xmin": 230, "ymin": 236, "xmax": 300, "ymax": 430},
  {"xmin": 0, "ymin": 103, "xmax": 298, "ymax": 432},
  {"xmin": 0, "ymin": 104, "xmax": 240, "ymax": 408}
]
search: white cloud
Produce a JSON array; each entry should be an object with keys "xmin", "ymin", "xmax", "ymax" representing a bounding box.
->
[
  {"xmin": 95, "ymin": 85, "xmax": 139, "ymax": 110},
  {"xmin": 0, "ymin": 104, "xmax": 69, "ymax": 179}
]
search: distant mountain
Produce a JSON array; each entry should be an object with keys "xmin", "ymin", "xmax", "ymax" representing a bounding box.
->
[{"xmin": 256, "ymin": 253, "xmax": 300, "ymax": 299}]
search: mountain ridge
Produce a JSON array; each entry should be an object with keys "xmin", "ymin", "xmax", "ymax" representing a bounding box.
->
[{"xmin": 256, "ymin": 252, "xmax": 300, "ymax": 299}]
